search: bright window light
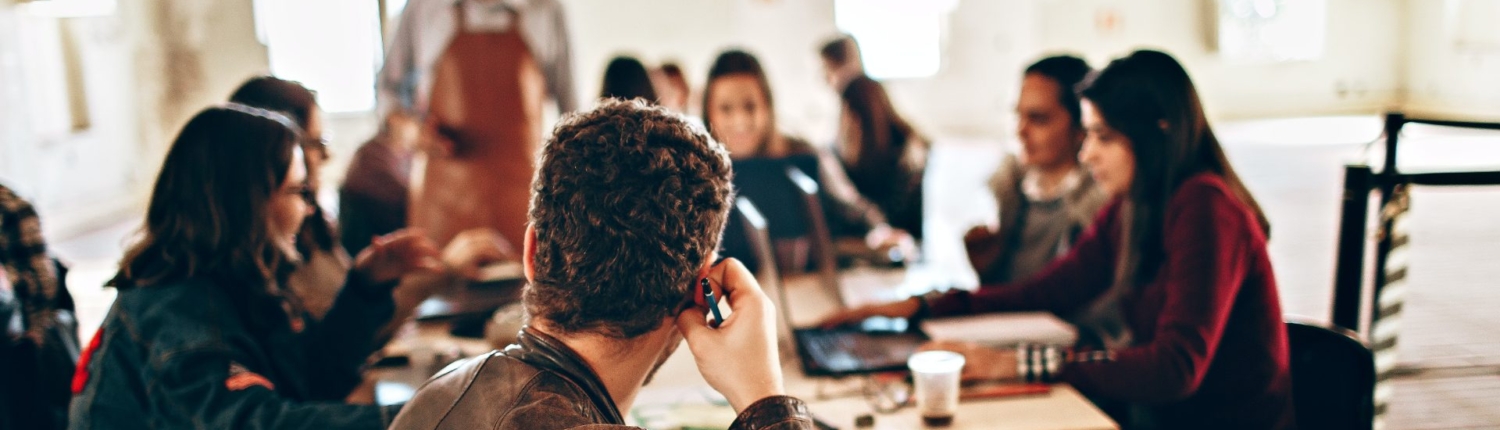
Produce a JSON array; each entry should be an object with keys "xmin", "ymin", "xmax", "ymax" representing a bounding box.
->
[
  {"xmin": 834, "ymin": 0, "xmax": 956, "ymax": 80},
  {"xmin": 254, "ymin": 0, "xmax": 383, "ymax": 113},
  {"xmin": 1217, "ymin": 0, "xmax": 1328, "ymax": 64}
]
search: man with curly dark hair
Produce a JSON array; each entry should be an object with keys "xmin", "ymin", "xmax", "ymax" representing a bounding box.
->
[{"xmin": 390, "ymin": 99, "xmax": 816, "ymax": 429}]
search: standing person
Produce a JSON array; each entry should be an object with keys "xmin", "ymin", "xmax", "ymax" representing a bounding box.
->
[
  {"xmin": 389, "ymin": 99, "xmax": 815, "ymax": 430},
  {"xmin": 820, "ymin": 50, "xmax": 1294, "ymax": 429},
  {"xmin": 817, "ymin": 34, "xmax": 864, "ymax": 93},
  {"xmin": 69, "ymin": 105, "xmax": 441, "ymax": 429},
  {"xmin": 836, "ymin": 75, "xmax": 928, "ymax": 241},
  {"xmin": 379, "ymin": 0, "xmax": 578, "ymax": 247},
  {"xmin": 965, "ymin": 56, "xmax": 1109, "ymax": 285}
]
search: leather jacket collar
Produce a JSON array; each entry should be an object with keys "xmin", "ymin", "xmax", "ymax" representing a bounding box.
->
[{"xmin": 501, "ymin": 326, "xmax": 624, "ymax": 424}]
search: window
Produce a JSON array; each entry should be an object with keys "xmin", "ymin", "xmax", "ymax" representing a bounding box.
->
[
  {"xmin": 834, "ymin": 0, "xmax": 957, "ymax": 80},
  {"xmin": 253, "ymin": 0, "xmax": 384, "ymax": 113},
  {"xmin": 1216, "ymin": 0, "xmax": 1328, "ymax": 64}
]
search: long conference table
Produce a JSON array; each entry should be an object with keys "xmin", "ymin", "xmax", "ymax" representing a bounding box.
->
[{"xmin": 369, "ymin": 267, "xmax": 1118, "ymax": 429}]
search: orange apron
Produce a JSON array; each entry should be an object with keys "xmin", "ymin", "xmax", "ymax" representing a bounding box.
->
[{"xmin": 411, "ymin": 3, "xmax": 545, "ymax": 246}]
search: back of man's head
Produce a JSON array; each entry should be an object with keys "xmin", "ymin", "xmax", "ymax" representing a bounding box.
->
[{"xmin": 525, "ymin": 99, "xmax": 734, "ymax": 339}]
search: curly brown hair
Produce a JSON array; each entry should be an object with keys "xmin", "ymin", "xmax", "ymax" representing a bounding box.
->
[{"xmin": 525, "ymin": 99, "xmax": 734, "ymax": 339}]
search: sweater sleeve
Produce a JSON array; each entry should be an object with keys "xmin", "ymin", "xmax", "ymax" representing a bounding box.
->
[
  {"xmin": 1060, "ymin": 181, "xmax": 1256, "ymax": 402},
  {"xmin": 927, "ymin": 199, "xmax": 1122, "ymax": 317}
]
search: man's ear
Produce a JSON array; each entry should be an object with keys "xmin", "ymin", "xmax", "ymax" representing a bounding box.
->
[{"xmin": 523, "ymin": 224, "xmax": 537, "ymax": 283}]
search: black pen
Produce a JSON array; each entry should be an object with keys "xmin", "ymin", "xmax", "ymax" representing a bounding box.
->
[{"xmin": 701, "ymin": 278, "xmax": 724, "ymax": 327}]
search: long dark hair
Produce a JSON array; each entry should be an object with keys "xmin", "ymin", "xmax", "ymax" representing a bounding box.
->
[
  {"xmin": 702, "ymin": 49, "xmax": 778, "ymax": 154},
  {"xmin": 230, "ymin": 76, "xmax": 316, "ymax": 130},
  {"xmin": 1079, "ymin": 50, "xmax": 1269, "ymax": 287},
  {"xmin": 229, "ymin": 76, "xmax": 338, "ymax": 254},
  {"xmin": 839, "ymin": 75, "xmax": 920, "ymax": 172},
  {"xmin": 600, "ymin": 55, "xmax": 658, "ymax": 102},
  {"xmin": 115, "ymin": 104, "xmax": 303, "ymax": 295}
]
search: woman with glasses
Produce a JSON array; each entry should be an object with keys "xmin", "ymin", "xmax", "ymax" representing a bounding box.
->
[
  {"xmin": 229, "ymin": 76, "xmax": 349, "ymax": 319},
  {"xmin": 69, "ymin": 104, "xmax": 438, "ymax": 428},
  {"xmin": 229, "ymin": 77, "xmax": 509, "ymax": 320}
]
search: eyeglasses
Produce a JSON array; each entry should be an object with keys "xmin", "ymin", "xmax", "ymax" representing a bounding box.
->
[
  {"xmin": 302, "ymin": 137, "xmax": 330, "ymax": 151},
  {"xmin": 812, "ymin": 373, "xmax": 913, "ymax": 414}
]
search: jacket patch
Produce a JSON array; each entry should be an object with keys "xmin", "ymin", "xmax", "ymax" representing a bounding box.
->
[
  {"xmin": 71, "ymin": 328, "xmax": 104, "ymax": 394},
  {"xmin": 225, "ymin": 362, "xmax": 276, "ymax": 391}
]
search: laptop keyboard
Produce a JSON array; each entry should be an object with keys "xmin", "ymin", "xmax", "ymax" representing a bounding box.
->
[{"xmin": 801, "ymin": 330, "xmax": 919, "ymax": 373}]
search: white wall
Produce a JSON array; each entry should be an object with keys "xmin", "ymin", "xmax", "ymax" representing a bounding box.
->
[
  {"xmin": 1403, "ymin": 0, "xmax": 1500, "ymax": 119},
  {"xmin": 0, "ymin": 0, "xmax": 270, "ymax": 236},
  {"xmin": 559, "ymin": 0, "xmax": 1405, "ymax": 146},
  {"xmin": 0, "ymin": 7, "xmax": 146, "ymax": 233},
  {"xmin": 1030, "ymin": 0, "xmax": 1402, "ymax": 121}
]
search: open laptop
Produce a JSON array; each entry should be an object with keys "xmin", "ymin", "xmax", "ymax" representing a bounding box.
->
[{"xmin": 730, "ymin": 194, "xmax": 928, "ymax": 377}]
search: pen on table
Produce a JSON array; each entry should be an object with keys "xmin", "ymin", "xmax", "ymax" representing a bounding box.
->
[{"xmin": 702, "ymin": 278, "xmax": 724, "ymax": 328}]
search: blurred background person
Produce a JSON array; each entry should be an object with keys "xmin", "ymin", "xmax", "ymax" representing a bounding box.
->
[
  {"xmin": 703, "ymin": 49, "xmax": 904, "ymax": 272},
  {"xmin": 378, "ymin": 0, "xmax": 578, "ymax": 249},
  {"xmin": 229, "ymin": 76, "xmax": 350, "ymax": 319},
  {"xmin": 598, "ymin": 55, "xmax": 657, "ymax": 103},
  {"xmin": 964, "ymin": 55, "xmax": 1108, "ymax": 286},
  {"xmin": 654, "ymin": 61, "xmax": 693, "ymax": 114}
]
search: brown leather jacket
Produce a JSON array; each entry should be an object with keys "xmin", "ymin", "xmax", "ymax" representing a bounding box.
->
[{"xmin": 388, "ymin": 327, "xmax": 816, "ymax": 429}]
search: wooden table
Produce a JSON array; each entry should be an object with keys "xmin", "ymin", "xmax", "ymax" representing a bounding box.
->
[
  {"xmin": 371, "ymin": 267, "xmax": 1118, "ymax": 429},
  {"xmin": 635, "ymin": 268, "xmax": 1116, "ymax": 429}
]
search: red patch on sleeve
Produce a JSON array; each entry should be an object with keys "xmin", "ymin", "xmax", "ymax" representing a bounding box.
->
[
  {"xmin": 225, "ymin": 372, "xmax": 276, "ymax": 391},
  {"xmin": 71, "ymin": 328, "xmax": 104, "ymax": 395}
]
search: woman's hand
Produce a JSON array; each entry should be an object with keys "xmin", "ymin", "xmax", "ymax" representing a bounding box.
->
[
  {"xmin": 815, "ymin": 297, "xmax": 922, "ymax": 328},
  {"xmin": 353, "ymin": 229, "xmax": 443, "ymax": 284},
  {"xmin": 963, "ymin": 225, "xmax": 1005, "ymax": 276},
  {"xmin": 440, "ymin": 228, "xmax": 514, "ymax": 279},
  {"xmin": 865, "ymin": 224, "xmax": 917, "ymax": 261},
  {"xmin": 918, "ymin": 340, "xmax": 1018, "ymax": 383}
]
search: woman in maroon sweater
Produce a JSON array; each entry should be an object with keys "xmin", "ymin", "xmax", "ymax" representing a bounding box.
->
[{"xmin": 821, "ymin": 50, "xmax": 1295, "ymax": 429}]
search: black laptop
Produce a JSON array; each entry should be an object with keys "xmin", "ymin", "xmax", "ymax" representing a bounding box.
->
[{"xmin": 790, "ymin": 317, "xmax": 928, "ymax": 377}]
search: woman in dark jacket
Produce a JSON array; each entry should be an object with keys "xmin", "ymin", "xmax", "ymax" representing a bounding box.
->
[
  {"xmin": 69, "ymin": 104, "xmax": 443, "ymax": 429},
  {"xmin": 821, "ymin": 50, "xmax": 1294, "ymax": 429}
]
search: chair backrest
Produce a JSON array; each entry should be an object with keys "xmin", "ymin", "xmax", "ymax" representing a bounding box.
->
[
  {"xmin": 785, "ymin": 166, "xmax": 843, "ymax": 305},
  {"xmin": 1286, "ymin": 320, "xmax": 1376, "ymax": 430},
  {"xmin": 733, "ymin": 197, "xmax": 800, "ymax": 353},
  {"xmin": 733, "ymin": 197, "xmax": 781, "ymax": 293}
]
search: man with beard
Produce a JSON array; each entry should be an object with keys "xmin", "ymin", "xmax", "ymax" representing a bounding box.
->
[{"xmin": 389, "ymin": 100, "xmax": 815, "ymax": 429}]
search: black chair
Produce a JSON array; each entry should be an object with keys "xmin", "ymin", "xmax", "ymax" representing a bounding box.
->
[
  {"xmin": 732, "ymin": 197, "xmax": 780, "ymax": 291},
  {"xmin": 1286, "ymin": 320, "xmax": 1375, "ymax": 430},
  {"xmin": 785, "ymin": 166, "xmax": 842, "ymax": 301}
]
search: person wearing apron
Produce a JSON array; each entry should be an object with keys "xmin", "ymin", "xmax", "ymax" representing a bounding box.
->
[{"xmin": 378, "ymin": 0, "xmax": 577, "ymax": 247}]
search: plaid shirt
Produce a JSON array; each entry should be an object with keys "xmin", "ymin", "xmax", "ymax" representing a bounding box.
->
[{"xmin": 0, "ymin": 184, "xmax": 58, "ymax": 344}]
